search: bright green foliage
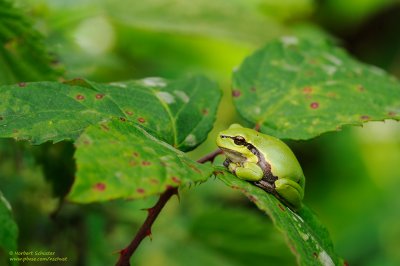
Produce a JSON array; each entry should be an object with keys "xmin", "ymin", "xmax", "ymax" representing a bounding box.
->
[
  {"xmin": 232, "ymin": 36, "xmax": 400, "ymax": 140},
  {"xmin": 0, "ymin": 0, "xmax": 60, "ymax": 84},
  {"xmin": 68, "ymin": 119, "xmax": 213, "ymax": 203},
  {"xmin": 216, "ymin": 168, "xmax": 343, "ymax": 266},
  {"xmin": 0, "ymin": 76, "xmax": 220, "ymax": 151},
  {"xmin": 0, "ymin": 191, "xmax": 18, "ymax": 253},
  {"xmin": 104, "ymin": 0, "xmax": 284, "ymax": 44}
]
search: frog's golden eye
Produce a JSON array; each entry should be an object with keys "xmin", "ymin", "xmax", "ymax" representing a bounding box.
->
[{"xmin": 233, "ymin": 136, "xmax": 246, "ymax": 145}]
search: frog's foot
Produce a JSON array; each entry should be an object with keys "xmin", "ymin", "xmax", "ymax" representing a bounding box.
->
[
  {"xmin": 223, "ymin": 158, "xmax": 231, "ymax": 167},
  {"xmin": 275, "ymin": 179, "xmax": 303, "ymax": 210},
  {"xmin": 234, "ymin": 162, "xmax": 263, "ymax": 182},
  {"xmin": 253, "ymin": 178, "xmax": 303, "ymax": 211}
]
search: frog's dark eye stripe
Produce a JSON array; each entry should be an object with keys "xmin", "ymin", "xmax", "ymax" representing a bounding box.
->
[
  {"xmin": 220, "ymin": 135, "xmax": 248, "ymax": 146},
  {"xmin": 233, "ymin": 136, "xmax": 246, "ymax": 145}
]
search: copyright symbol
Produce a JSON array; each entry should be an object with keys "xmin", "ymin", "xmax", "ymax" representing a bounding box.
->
[{"xmin": 9, "ymin": 251, "xmax": 13, "ymax": 255}]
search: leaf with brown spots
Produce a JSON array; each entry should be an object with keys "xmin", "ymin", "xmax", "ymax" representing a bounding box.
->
[
  {"xmin": 68, "ymin": 119, "xmax": 213, "ymax": 203},
  {"xmin": 215, "ymin": 167, "xmax": 344, "ymax": 266},
  {"xmin": 0, "ymin": 76, "xmax": 221, "ymax": 151},
  {"xmin": 233, "ymin": 36, "xmax": 400, "ymax": 140}
]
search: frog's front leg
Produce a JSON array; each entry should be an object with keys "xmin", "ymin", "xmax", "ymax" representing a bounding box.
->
[
  {"xmin": 229, "ymin": 162, "xmax": 263, "ymax": 182},
  {"xmin": 223, "ymin": 158, "xmax": 232, "ymax": 168},
  {"xmin": 274, "ymin": 178, "xmax": 304, "ymax": 210}
]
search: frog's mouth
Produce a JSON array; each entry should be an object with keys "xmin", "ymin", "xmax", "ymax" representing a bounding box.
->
[{"xmin": 220, "ymin": 147, "xmax": 247, "ymax": 163}]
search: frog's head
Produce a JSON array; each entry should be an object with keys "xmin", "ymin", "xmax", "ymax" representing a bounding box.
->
[{"xmin": 216, "ymin": 124, "xmax": 259, "ymax": 163}]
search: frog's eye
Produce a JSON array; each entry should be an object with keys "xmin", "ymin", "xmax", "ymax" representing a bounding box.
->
[{"xmin": 233, "ymin": 136, "xmax": 246, "ymax": 145}]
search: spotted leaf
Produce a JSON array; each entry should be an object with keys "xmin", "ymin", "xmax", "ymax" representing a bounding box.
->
[
  {"xmin": 216, "ymin": 168, "xmax": 344, "ymax": 266},
  {"xmin": 68, "ymin": 119, "xmax": 213, "ymax": 203},
  {"xmin": 0, "ymin": 75, "xmax": 220, "ymax": 151},
  {"xmin": 232, "ymin": 36, "xmax": 400, "ymax": 139}
]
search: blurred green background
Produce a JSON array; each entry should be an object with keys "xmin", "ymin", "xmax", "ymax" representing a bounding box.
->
[{"xmin": 1, "ymin": 0, "xmax": 400, "ymax": 265}]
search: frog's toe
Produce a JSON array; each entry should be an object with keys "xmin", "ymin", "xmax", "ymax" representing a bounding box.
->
[{"xmin": 275, "ymin": 179, "xmax": 303, "ymax": 210}]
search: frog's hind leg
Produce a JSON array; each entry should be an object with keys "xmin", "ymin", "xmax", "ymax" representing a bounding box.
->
[
  {"xmin": 253, "ymin": 178, "xmax": 302, "ymax": 211},
  {"xmin": 274, "ymin": 179, "xmax": 303, "ymax": 210}
]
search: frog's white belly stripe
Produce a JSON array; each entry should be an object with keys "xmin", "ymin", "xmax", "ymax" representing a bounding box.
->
[{"xmin": 220, "ymin": 148, "xmax": 247, "ymax": 163}]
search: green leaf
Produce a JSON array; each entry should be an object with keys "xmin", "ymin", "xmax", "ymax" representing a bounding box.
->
[
  {"xmin": 0, "ymin": 191, "xmax": 18, "ymax": 253},
  {"xmin": 0, "ymin": 75, "xmax": 220, "ymax": 151},
  {"xmin": 216, "ymin": 168, "xmax": 343, "ymax": 266},
  {"xmin": 0, "ymin": 0, "xmax": 61, "ymax": 84},
  {"xmin": 105, "ymin": 0, "xmax": 285, "ymax": 44},
  {"xmin": 68, "ymin": 119, "xmax": 213, "ymax": 203},
  {"xmin": 232, "ymin": 36, "xmax": 400, "ymax": 140}
]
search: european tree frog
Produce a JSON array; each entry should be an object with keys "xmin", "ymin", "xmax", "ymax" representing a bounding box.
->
[{"xmin": 216, "ymin": 124, "xmax": 305, "ymax": 210}]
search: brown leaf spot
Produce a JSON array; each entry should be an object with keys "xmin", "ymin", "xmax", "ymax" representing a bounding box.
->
[
  {"xmin": 302, "ymin": 87, "xmax": 313, "ymax": 94},
  {"xmin": 93, "ymin": 182, "xmax": 106, "ymax": 191},
  {"xmin": 388, "ymin": 111, "xmax": 396, "ymax": 116},
  {"xmin": 357, "ymin": 85, "xmax": 365, "ymax": 92},
  {"xmin": 142, "ymin": 161, "xmax": 151, "ymax": 166},
  {"xmin": 0, "ymin": 116, "xmax": 3, "ymax": 121},
  {"xmin": 232, "ymin": 90, "xmax": 241, "ymax": 97},
  {"xmin": 12, "ymin": 129, "xmax": 18, "ymax": 134},
  {"xmin": 132, "ymin": 152, "xmax": 139, "ymax": 157},
  {"xmin": 95, "ymin": 94, "xmax": 104, "ymax": 99},
  {"xmin": 310, "ymin": 102, "xmax": 319, "ymax": 109},
  {"xmin": 248, "ymin": 195, "xmax": 257, "ymax": 202},
  {"xmin": 101, "ymin": 124, "xmax": 109, "ymax": 131},
  {"xmin": 343, "ymin": 261, "xmax": 349, "ymax": 266},
  {"xmin": 136, "ymin": 188, "xmax": 145, "ymax": 194},
  {"xmin": 120, "ymin": 117, "xmax": 126, "ymax": 122},
  {"xmin": 313, "ymin": 252, "xmax": 318, "ymax": 259},
  {"xmin": 188, "ymin": 164, "xmax": 201, "ymax": 173},
  {"xmin": 202, "ymin": 109, "xmax": 209, "ymax": 115},
  {"xmin": 18, "ymin": 82, "xmax": 26, "ymax": 87},
  {"xmin": 171, "ymin": 176, "xmax": 181, "ymax": 184},
  {"xmin": 361, "ymin": 115, "xmax": 370, "ymax": 120},
  {"xmin": 250, "ymin": 86, "xmax": 256, "ymax": 92},
  {"xmin": 213, "ymin": 170, "xmax": 224, "ymax": 176},
  {"xmin": 138, "ymin": 117, "xmax": 146, "ymax": 123},
  {"xmin": 76, "ymin": 94, "xmax": 85, "ymax": 100},
  {"xmin": 278, "ymin": 204, "xmax": 286, "ymax": 211},
  {"xmin": 126, "ymin": 110, "xmax": 134, "ymax": 116}
]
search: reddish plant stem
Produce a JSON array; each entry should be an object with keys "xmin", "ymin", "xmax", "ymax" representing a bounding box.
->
[
  {"xmin": 197, "ymin": 148, "xmax": 222, "ymax": 163},
  {"xmin": 115, "ymin": 149, "xmax": 223, "ymax": 266},
  {"xmin": 115, "ymin": 187, "xmax": 178, "ymax": 266}
]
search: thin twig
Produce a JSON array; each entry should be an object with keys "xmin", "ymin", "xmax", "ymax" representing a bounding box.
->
[
  {"xmin": 115, "ymin": 187, "xmax": 178, "ymax": 266},
  {"xmin": 197, "ymin": 149, "xmax": 222, "ymax": 164},
  {"xmin": 115, "ymin": 149, "xmax": 223, "ymax": 266}
]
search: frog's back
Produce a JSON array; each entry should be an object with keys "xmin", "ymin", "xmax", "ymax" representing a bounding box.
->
[{"xmin": 255, "ymin": 132, "xmax": 304, "ymax": 185}]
